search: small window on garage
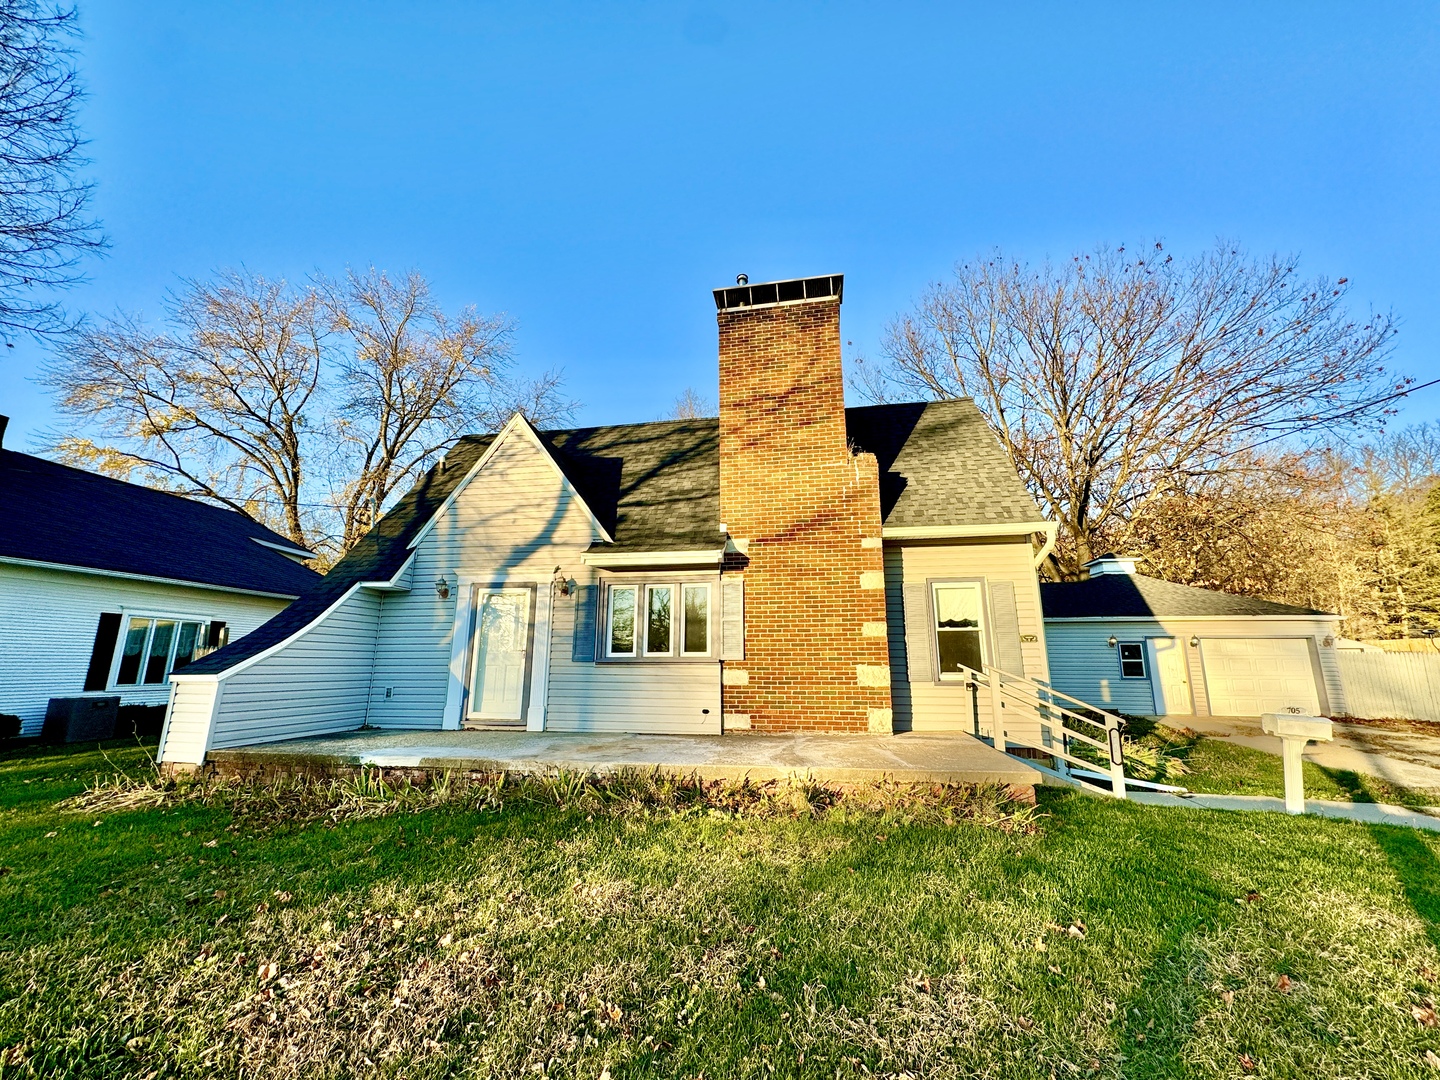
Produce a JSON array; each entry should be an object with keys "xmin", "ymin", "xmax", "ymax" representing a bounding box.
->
[{"xmin": 1118, "ymin": 642, "xmax": 1147, "ymax": 679}]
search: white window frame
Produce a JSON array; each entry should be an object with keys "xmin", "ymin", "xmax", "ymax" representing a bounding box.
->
[
  {"xmin": 680, "ymin": 582, "xmax": 712, "ymax": 657},
  {"xmin": 1117, "ymin": 641, "xmax": 1148, "ymax": 680},
  {"xmin": 600, "ymin": 579, "xmax": 715, "ymax": 662},
  {"xmin": 930, "ymin": 580, "xmax": 988, "ymax": 682},
  {"xmin": 109, "ymin": 611, "xmax": 221, "ymax": 689},
  {"xmin": 605, "ymin": 584, "xmax": 639, "ymax": 658}
]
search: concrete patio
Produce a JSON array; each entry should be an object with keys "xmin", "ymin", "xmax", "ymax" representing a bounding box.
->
[{"xmin": 206, "ymin": 729, "xmax": 1042, "ymax": 790}]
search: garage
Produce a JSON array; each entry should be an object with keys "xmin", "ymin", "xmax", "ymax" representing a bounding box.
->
[
  {"xmin": 1198, "ymin": 637, "xmax": 1322, "ymax": 716},
  {"xmin": 1040, "ymin": 555, "xmax": 1343, "ymax": 719}
]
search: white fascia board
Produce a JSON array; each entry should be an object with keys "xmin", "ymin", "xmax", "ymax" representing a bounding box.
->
[
  {"xmin": 249, "ymin": 536, "xmax": 316, "ymax": 561},
  {"xmin": 365, "ymin": 551, "xmax": 416, "ymax": 592},
  {"xmin": 0, "ymin": 555, "xmax": 302, "ymax": 600},
  {"xmin": 882, "ymin": 521, "xmax": 1056, "ymax": 540},
  {"xmin": 1043, "ymin": 613, "xmax": 1342, "ymax": 623},
  {"xmin": 580, "ymin": 549, "xmax": 725, "ymax": 568},
  {"xmin": 406, "ymin": 414, "xmax": 615, "ymax": 552},
  {"xmin": 169, "ymin": 580, "xmax": 387, "ymax": 681}
]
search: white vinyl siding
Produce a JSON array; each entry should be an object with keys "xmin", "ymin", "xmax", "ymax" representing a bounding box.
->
[
  {"xmin": 364, "ymin": 430, "xmax": 600, "ymax": 729},
  {"xmin": 547, "ymin": 569, "xmax": 722, "ymax": 734},
  {"xmin": 885, "ymin": 538, "xmax": 1049, "ymax": 737},
  {"xmin": 1043, "ymin": 616, "xmax": 1345, "ymax": 718},
  {"xmin": 157, "ymin": 679, "xmax": 220, "ymax": 765},
  {"xmin": 201, "ymin": 588, "xmax": 383, "ymax": 751},
  {"xmin": 0, "ymin": 562, "xmax": 286, "ymax": 736}
]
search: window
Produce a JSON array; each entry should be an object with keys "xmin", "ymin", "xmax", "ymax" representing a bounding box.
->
[
  {"xmin": 931, "ymin": 581, "xmax": 985, "ymax": 679},
  {"xmin": 681, "ymin": 584, "xmax": 711, "ymax": 656},
  {"xmin": 113, "ymin": 615, "xmax": 226, "ymax": 686},
  {"xmin": 1118, "ymin": 642, "xmax": 1147, "ymax": 679},
  {"xmin": 603, "ymin": 580, "xmax": 713, "ymax": 660},
  {"xmin": 607, "ymin": 586, "xmax": 637, "ymax": 657}
]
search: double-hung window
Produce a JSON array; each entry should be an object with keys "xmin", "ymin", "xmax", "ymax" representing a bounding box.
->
[
  {"xmin": 1117, "ymin": 642, "xmax": 1147, "ymax": 679},
  {"xmin": 114, "ymin": 616, "xmax": 225, "ymax": 686},
  {"xmin": 931, "ymin": 581, "xmax": 986, "ymax": 679},
  {"xmin": 604, "ymin": 581, "xmax": 712, "ymax": 660}
]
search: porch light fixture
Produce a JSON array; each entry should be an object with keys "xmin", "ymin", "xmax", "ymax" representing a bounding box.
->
[
  {"xmin": 1189, "ymin": 636, "xmax": 1199, "ymax": 647},
  {"xmin": 434, "ymin": 576, "xmax": 450, "ymax": 600},
  {"xmin": 552, "ymin": 566, "xmax": 571, "ymax": 596},
  {"xmin": 1107, "ymin": 635, "xmax": 1118, "ymax": 648}
]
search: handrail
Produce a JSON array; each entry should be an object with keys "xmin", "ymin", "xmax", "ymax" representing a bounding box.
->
[{"xmin": 969, "ymin": 662, "xmax": 1128, "ymax": 798}]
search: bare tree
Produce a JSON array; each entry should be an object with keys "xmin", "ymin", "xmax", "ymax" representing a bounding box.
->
[
  {"xmin": 0, "ymin": 0, "xmax": 104, "ymax": 341},
  {"xmin": 667, "ymin": 386, "xmax": 715, "ymax": 420},
  {"xmin": 860, "ymin": 243, "xmax": 1405, "ymax": 577},
  {"xmin": 44, "ymin": 267, "xmax": 576, "ymax": 562},
  {"xmin": 45, "ymin": 270, "xmax": 325, "ymax": 547},
  {"xmin": 320, "ymin": 267, "xmax": 525, "ymax": 551}
]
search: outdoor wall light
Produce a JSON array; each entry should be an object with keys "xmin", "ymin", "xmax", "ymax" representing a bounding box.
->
[
  {"xmin": 1107, "ymin": 635, "xmax": 1118, "ymax": 648},
  {"xmin": 434, "ymin": 576, "xmax": 450, "ymax": 600},
  {"xmin": 1189, "ymin": 636, "xmax": 1200, "ymax": 647},
  {"xmin": 552, "ymin": 566, "xmax": 571, "ymax": 596}
]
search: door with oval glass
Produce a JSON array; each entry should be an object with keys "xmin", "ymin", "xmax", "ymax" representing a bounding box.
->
[{"xmin": 468, "ymin": 588, "xmax": 533, "ymax": 724}]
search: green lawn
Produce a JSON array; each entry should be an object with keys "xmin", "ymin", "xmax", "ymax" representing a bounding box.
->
[
  {"xmin": 1, "ymin": 740, "xmax": 1439, "ymax": 1079},
  {"xmin": 1119, "ymin": 721, "xmax": 1440, "ymax": 809}
]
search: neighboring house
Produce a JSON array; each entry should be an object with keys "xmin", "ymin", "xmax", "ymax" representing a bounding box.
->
[
  {"xmin": 1041, "ymin": 555, "xmax": 1345, "ymax": 718},
  {"xmin": 0, "ymin": 419, "xmax": 321, "ymax": 734},
  {"xmin": 159, "ymin": 274, "xmax": 1059, "ymax": 766}
]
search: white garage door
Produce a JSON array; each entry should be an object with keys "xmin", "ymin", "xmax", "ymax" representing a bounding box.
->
[{"xmin": 1199, "ymin": 638, "xmax": 1321, "ymax": 716}]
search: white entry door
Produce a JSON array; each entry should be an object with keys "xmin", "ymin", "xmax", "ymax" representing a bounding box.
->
[
  {"xmin": 1147, "ymin": 636, "xmax": 1193, "ymax": 716},
  {"xmin": 469, "ymin": 589, "xmax": 532, "ymax": 722},
  {"xmin": 1199, "ymin": 638, "xmax": 1321, "ymax": 716}
]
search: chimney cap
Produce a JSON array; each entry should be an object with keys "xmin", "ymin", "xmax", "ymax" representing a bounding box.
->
[
  {"xmin": 735, "ymin": 273, "xmax": 748, "ymax": 285},
  {"xmin": 714, "ymin": 274, "xmax": 843, "ymax": 311}
]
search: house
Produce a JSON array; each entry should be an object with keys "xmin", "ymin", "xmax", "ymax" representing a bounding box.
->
[
  {"xmin": 0, "ymin": 417, "xmax": 321, "ymax": 735},
  {"xmin": 158, "ymin": 274, "xmax": 1060, "ymax": 768},
  {"xmin": 1040, "ymin": 555, "xmax": 1345, "ymax": 718}
]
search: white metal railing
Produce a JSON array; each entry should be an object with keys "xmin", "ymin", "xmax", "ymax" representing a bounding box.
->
[{"xmin": 959, "ymin": 664, "xmax": 1128, "ymax": 798}]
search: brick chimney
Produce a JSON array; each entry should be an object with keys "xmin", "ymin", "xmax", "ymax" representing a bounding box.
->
[{"xmin": 715, "ymin": 275, "xmax": 892, "ymax": 733}]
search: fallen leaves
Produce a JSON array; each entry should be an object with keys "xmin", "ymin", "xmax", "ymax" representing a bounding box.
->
[
  {"xmin": 1414, "ymin": 1000, "xmax": 1438, "ymax": 1029},
  {"xmin": 1275, "ymin": 974, "xmax": 1293, "ymax": 994},
  {"xmin": 1239, "ymin": 1052, "xmax": 1257, "ymax": 1073}
]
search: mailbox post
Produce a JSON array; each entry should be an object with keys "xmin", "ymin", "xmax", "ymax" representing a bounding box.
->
[{"xmin": 1260, "ymin": 713, "xmax": 1333, "ymax": 815}]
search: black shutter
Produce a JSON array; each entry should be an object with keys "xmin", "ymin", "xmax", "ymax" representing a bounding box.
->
[
  {"xmin": 83, "ymin": 613, "xmax": 123, "ymax": 692},
  {"xmin": 571, "ymin": 586, "xmax": 597, "ymax": 663},
  {"xmin": 206, "ymin": 621, "xmax": 228, "ymax": 649}
]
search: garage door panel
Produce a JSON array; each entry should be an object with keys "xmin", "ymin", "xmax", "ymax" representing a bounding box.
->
[{"xmin": 1199, "ymin": 638, "xmax": 1321, "ymax": 716}]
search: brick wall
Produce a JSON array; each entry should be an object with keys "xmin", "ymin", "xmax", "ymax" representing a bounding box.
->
[{"xmin": 717, "ymin": 295, "xmax": 893, "ymax": 732}]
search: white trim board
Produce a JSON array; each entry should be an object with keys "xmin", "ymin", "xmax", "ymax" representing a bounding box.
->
[
  {"xmin": 0, "ymin": 555, "xmax": 304, "ymax": 600},
  {"xmin": 580, "ymin": 549, "xmax": 725, "ymax": 568},
  {"xmin": 1043, "ymin": 614, "xmax": 1341, "ymax": 624},
  {"xmin": 407, "ymin": 414, "xmax": 614, "ymax": 552},
  {"xmin": 882, "ymin": 522, "xmax": 1055, "ymax": 540}
]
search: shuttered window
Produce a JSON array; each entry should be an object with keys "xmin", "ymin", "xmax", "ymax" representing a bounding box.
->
[
  {"xmin": 112, "ymin": 614, "xmax": 224, "ymax": 687},
  {"xmin": 599, "ymin": 579, "xmax": 716, "ymax": 662}
]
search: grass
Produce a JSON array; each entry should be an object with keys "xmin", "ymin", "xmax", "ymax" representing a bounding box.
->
[
  {"xmin": 1, "ymin": 740, "xmax": 1439, "ymax": 1078},
  {"xmin": 1116, "ymin": 720, "xmax": 1440, "ymax": 809}
]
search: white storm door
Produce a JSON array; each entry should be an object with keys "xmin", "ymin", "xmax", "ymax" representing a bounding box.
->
[
  {"xmin": 469, "ymin": 589, "xmax": 532, "ymax": 722},
  {"xmin": 1147, "ymin": 636, "xmax": 1193, "ymax": 716}
]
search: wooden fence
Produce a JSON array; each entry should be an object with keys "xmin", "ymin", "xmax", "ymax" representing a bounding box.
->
[{"xmin": 1336, "ymin": 651, "xmax": 1440, "ymax": 722}]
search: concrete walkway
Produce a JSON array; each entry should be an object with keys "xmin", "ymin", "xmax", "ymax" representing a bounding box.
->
[
  {"xmin": 1128, "ymin": 789, "xmax": 1440, "ymax": 832},
  {"xmin": 1179, "ymin": 715, "xmax": 1440, "ymax": 791},
  {"xmin": 208, "ymin": 729, "xmax": 1041, "ymax": 788}
]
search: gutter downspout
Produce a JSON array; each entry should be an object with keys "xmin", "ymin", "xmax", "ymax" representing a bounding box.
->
[{"xmin": 1032, "ymin": 524, "xmax": 1058, "ymax": 569}]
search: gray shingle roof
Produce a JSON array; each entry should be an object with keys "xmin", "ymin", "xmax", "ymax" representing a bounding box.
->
[
  {"xmin": 1041, "ymin": 573, "xmax": 1333, "ymax": 619},
  {"xmin": 0, "ymin": 448, "xmax": 320, "ymax": 597},
  {"xmin": 187, "ymin": 400, "xmax": 1043, "ymax": 674}
]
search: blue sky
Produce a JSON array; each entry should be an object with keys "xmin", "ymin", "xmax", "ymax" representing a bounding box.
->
[{"xmin": 2, "ymin": 2, "xmax": 1438, "ymax": 447}]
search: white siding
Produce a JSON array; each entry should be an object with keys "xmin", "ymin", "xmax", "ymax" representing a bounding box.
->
[
  {"xmin": 546, "ymin": 569, "xmax": 722, "ymax": 734},
  {"xmin": 0, "ymin": 562, "xmax": 287, "ymax": 735},
  {"xmin": 886, "ymin": 538, "xmax": 1049, "ymax": 735},
  {"xmin": 364, "ymin": 431, "xmax": 601, "ymax": 729},
  {"xmin": 203, "ymin": 587, "xmax": 383, "ymax": 750},
  {"xmin": 1044, "ymin": 615, "xmax": 1345, "ymax": 718},
  {"xmin": 158, "ymin": 678, "xmax": 220, "ymax": 764}
]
